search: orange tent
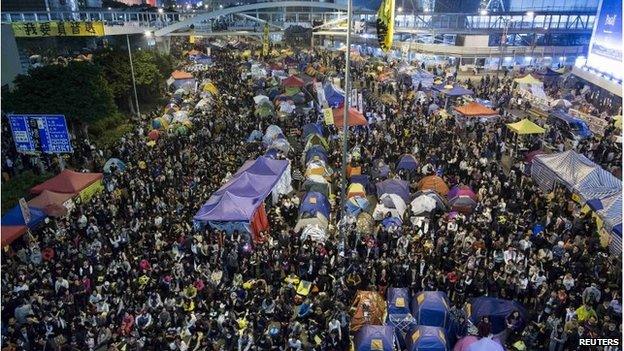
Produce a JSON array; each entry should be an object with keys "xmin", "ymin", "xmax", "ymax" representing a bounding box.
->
[
  {"xmin": 1, "ymin": 225, "xmax": 27, "ymax": 246},
  {"xmin": 171, "ymin": 70, "xmax": 194, "ymax": 80},
  {"xmin": 454, "ymin": 102, "xmax": 498, "ymax": 117},
  {"xmin": 350, "ymin": 290, "xmax": 386, "ymax": 332},
  {"xmin": 30, "ymin": 170, "xmax": 102, "ymax": 195},
  {"xmin": 418, "ymin": 175, "xmax": 449, "ymax": 196},
  {"xmin": 332, "ymin": 107, "xmax": 368, "ymax": 128},
  {"xmin": 28, "ymin": 190, "xmax": 74, "ymax": 217}
]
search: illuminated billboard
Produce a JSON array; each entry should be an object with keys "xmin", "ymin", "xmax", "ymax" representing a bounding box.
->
[{"xmin": 586, "ymin": 0, "xmax": 623, "ymax": 80}]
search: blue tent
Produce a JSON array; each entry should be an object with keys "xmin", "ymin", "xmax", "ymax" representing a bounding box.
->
[
  {"xmin": 466, "ymin": 297, "xmax": 527, "ymax": 335},
  {"xmin": 247, "ymin": 130, "xmax": 263, "ymax": 142},
  {"xmin": 376, "ymin": 179, "xmax": 410, "ymax": 203},
  {"xmin": 406, "ymin": 326, "xmax": 448, "ymax": 351},
  {"xmin": 388, "ymin": 287, "xmax": 412, "ymax": 315},
  {"xmin": 305, "ymin": 145, "xmax": 329, "ymax": 164},
  {"xmin": 346, "ymin": 196, "xmax": 370, "ymax": 216},
  {"xmin": 432, "ymin": 84, "xmax": 474, "ymax": 97},
  {"xmin": 299, "ymin": 192, "xmax": 331, "ymax": 219},
  {"xmin": 265, "ymin": 148, "xmax": 279, "ymax": 159},
  {"xmin": 382, "ymin": 216, "xmax": 403, "ymax": 229},
  {"xmin": 324, "ymin": 83, "xmax": 346, "ymax": 108},
  {"xmin": 372, "ymin": 160, "xmax": 391, "ymax": 179},
  {"xmin": 302, "ymin": 123, "xmax": 323, "ymax": 139},
  {"xmin": 191, "ymin": 54, "xmax": 212, "ymax": 64},
  {"xmin": 350, "ymin": 175, "xmax": 373, "ymax": 194},
  {"xmin": 1, "ymin": 205, "xmax": 46, "ymax": 229},
  {"xmin": 397, "ymin": 154, "xmax": 419, "ymax": 171},
  {"xmin": 354, "ymin": 325, "xmax": 395, "ymax": 351},
  {"xmin": 411, "ymin": 291, "xmax": 451, "ymax": 329}
]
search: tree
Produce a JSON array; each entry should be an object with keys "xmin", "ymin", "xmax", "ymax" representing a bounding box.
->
[
  {"xmin": 133, "ymin": 50, "xmax": 164, "ymax": 100},
  {"xmin": 4, "ymin": 62, "xmax": 116, "ymax": 134},
  {"xmin": 92, "ymin": 49, "xmax": 133, "ymax": 112}
]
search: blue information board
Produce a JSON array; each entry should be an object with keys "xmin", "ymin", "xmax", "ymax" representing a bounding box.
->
[{"xmin": 8, "ymin": 114, "xmax": 73, "ymax": 154}]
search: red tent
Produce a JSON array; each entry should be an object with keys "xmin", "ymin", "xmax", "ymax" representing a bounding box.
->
[
  {"xmin": 1, "ymin": 225, "xmax": 27, "ymax": 246},
  {"xmin": 454, "ymin": 102, "xmax": 498, "ymax": 117},
  {"xmin": 332, "ymin": 107, "xmax": 368, "ymax": 128},
  {"xmin": 282, "ymin": 75, "xmax": 305, "ymax": 88},
  {"xmin": 30, "ymin": 170, "xmax": 103, "ymax": 195},
  {"xmin": 28, "ymin": 190, "xmax": 74, "ymax": 217}
]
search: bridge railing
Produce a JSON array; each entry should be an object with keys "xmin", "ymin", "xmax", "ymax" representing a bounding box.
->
[{"xmin": 0, "ymin": 10, "xmax": 188, "ymax": 28}]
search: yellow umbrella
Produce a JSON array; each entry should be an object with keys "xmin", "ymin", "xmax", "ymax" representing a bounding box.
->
[
  {"xmin": 203, "ymin": 82, "xmax": 218, "ymax": 95},
  {"xmin": 506, "ymin": 119, "xmax": 546, "ymax": 134},
  {"xmin": 613, "ymin": 115, "xmax": 621, "ymax": 129}
]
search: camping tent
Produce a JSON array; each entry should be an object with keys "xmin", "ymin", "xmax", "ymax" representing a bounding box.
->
[
  {"xmin": 411, "ymin": 190, "xmax": 448, "ymax": 216},
  {"xmin": 305, "ymin": 145, "xmax": 329, "ymax": 164},
  {"xmin": 299, "ymin": 192, "xmax": 330, "ymax": 219},
  {"xmin": 387, "ymin": 287, "xmax": 416, "ymax": 332},
  {"xmin": 304, "ymin": 134, "xmax": 329, "ymax": 151},
  {"xmin": 411, "ymin": 291, "xmax": 451, "ymax": 329},
  {"xmin": 418, "ymin": 176, "xmax": 449, "ymax": 196},
  {"xmin": 466, "ymin": 297, "xmax": 527, "ymax": 335},
  {"xmin": 376, "ymin": 179, "xmax": 410, "ymax": 203},
  {"xmin": 346, "ymin": 196, "xmax": 371, "ymax": 216},
  {"xmin": 506, "ymin": 119, "xmax": 546, "ymax": 134},
  {"xmin": 348, "ymin": 183, "xmax": 367, "ymax": 198},
  {"xmin": 350, "ymin": 290, "xmax": 387, "ymax": 332},
  {"xmin": 263, "ymin": 125, "xmax": 283, "ymax": 146},
  {"xmin": 433, "ymin": 84, "xmax": 474, "ymax": 96},
  {"xmin": 447, "ymin": 186, "xmax": 478, "ymax": 213},
  {"xmin": 303, "ymin": 175, "xmax": 331, "ymax": 197},
  {"xmin": 454, "ymin": 102, "xmax": 498, "ymax": 118},
  {"xmin": 30, "ymin": 170, "xmax": 103, "ymax": 195},
  {"xmin": 373, "ymin": 193, "xmax": 408, "ymax": 220},
  {"xmin": 397, "ymin": 154, "xmax": 419, "ymax": 171},
  {"xmin": 28, "ymin": 190, "xmax": 74, "ymax": 217},
  {"xmin": 302, "ymin": 123, "xmax": 323, "ymax": 139},
  {"xmin": 354, "ymin": 325, "xmax": 396, "ymax": 351},
  {"xmin": 406, "ymin": 326, "xmax": 449, "ymax": 351},
  {"xmin": 332, "ymin": 107, "xmax": 368, "ymax": 128}
]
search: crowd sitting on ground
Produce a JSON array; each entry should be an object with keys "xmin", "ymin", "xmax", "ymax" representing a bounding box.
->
[{"xmin": 1, "ymin": 44, "xmax": 622, "ymax": 351}]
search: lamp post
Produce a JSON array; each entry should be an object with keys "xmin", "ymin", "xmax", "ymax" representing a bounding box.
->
[
  {"xmin": 126, "ymin": 34, "xmax": 141, "ymax": 117},
  {"xmin": 340, "ymin": 0, "xmax": 353, "ymax": 243}
]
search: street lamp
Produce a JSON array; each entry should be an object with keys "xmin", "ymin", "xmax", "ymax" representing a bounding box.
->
[
  {"xmin": 340, "ymin": 0, "xmax": 353, "ymax": 246},
  {"xmin": 158, "ymin": 8, "xmax": 164, "ymax": 14},
  {"xmin": 398, "ymin": 7, "xmax": 403, "ymax": 12},
  {"xmin": 144, "ymin": 30, "xmax": 152, "ymax": 37},
  {"xmin": 525, "ymin": 11, "xmax": 534, "ymax": 19},
  {"xmin": 480, "ymin": 9, "xmax": 488, "ymax": 16}
]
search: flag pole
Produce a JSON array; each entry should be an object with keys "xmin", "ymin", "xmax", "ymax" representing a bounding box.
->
[{"xmin": 340, "ymin": 0, "xmax": 353, "ymax": 246}]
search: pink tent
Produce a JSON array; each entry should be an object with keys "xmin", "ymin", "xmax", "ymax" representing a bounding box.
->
[{"xmin": 454, "ymin": 336, "xmax": 479, "ymax": 351}]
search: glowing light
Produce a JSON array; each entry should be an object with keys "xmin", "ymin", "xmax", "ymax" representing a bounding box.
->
[{"xmin": 480, "ymin": 9, "xmax": 488, "ymax": 16}]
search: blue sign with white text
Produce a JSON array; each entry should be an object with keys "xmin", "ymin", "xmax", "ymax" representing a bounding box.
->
[{"xmin": 8, "ymin": 114, "xmax": 73, "ymax": 154}]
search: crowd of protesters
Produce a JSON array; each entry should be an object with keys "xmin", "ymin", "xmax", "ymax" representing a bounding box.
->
[{"xmin": 1, "ymin": 43, "xmax": 622, "ymax": 351}]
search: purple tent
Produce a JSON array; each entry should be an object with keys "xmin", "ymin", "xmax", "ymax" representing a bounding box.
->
[
  {"xmin": 433, "ymin": 84, "xmax": 474, "ymax": 96},
  {"xmin": 376, "ymin": 179, "xmax": 410, "ymax": 203},
  {"xmin": 397, "ymin": 154, "xmax": 419, "ymax": 171}
]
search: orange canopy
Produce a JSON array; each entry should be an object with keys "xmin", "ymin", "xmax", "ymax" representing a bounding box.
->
[
  {"xmin": 28, "ymin": 190, "xmax": 74, "ymax": 217},
  {"xmin": 332, "ymin": 107, "xmax": 368, "ymax": 128},
  {"xmin": 350, "ymin": 290, "xmax": 386, "ymax": 332},
  {"xmin": 418, "ymin": 175, "xmax": 449, "ymax": 196},
  {"xmin": 454, "ymin": 102, "xmax": 498, "ymax": 117},
  {"xmin": 30, "ymin": 170, "xmax": 102, "ymax": 195},
  {"xmin": 1, "ymin": 225, "xmax": 27, "ymax": 246},
  {"xmin": 171, "ymin": 70, "xmax": 194, "ymax": 80}
]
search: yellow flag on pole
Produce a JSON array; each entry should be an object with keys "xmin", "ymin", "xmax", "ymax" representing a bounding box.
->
[{"xmin": 376, "ymin": 0, "xmax": 395, "ymax": 52}]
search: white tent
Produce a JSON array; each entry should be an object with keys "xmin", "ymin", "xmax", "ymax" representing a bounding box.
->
[
  {"xmin": 373, "ymin": 193, "xmax": 407, "ymax": 220},
  {"xmin": 254, "ymin": 95, "xmax": 270, "ymax": 105},
  {"xmin": 300, "ymin": 224, "xmax": 327, "ymax": 242},
  {"xmin": 410, "ymin": 195, "xmax": 437, "ymax": 216}
]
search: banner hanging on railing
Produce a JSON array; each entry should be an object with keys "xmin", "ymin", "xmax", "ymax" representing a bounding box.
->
[{"xmin": 12, "ymin": 21, "xmax": 105, "ymax": 37}]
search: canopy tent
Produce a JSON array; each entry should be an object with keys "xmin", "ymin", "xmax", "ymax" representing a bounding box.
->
[
  {"xmin": 587, "ymin": 193, "xmax": 622, "ymax": 234},
  {"xmin": 299, "ymin": 191, "xmax": 330, "ymax": 219},
  {"xmin": 350, "ymin": 290, "xmax": 387, "ymax": 332},
  {"xmin": 397, "ymin": 154, "xmax": 419, "ymax": 171},
  {"xmin": 465, "ymin": 337, "xmax": 505, "ymax": 351},
  {"xmin": 454, "ymin": 102, "xmax": 498, "ymax": 118},
  {"xmin": 302, "ymin": 123, "xmax": 323, "ymax": 139},
  {"xmin": 576, "ymin": 166, "xmax": 622, "ymax": 202},
  {"xmin": 30, "ymin": 170, "xmax": 103, "ymax": 195},
  {"xmin": 418, "ymin": 176, "xmax": 450, "ymax": 196},
  {"xmin": 506, "ymin": 119, "xmax": 546, "ymax": 134},
  {"xmin": 433, "ymin": 84, "xmax": 474, "ymax": 96},
  {"xmin": 346, "ymin": 196, "xmax": 371, "ymax": 216},
  {"xmin": 376, "ymin": 179, "xmax": 410, "ymax": 203},
  {"xmin": 324, "ymin": 83, "xmax": 346, "ymax": 107},
  {"xmin": 411, "ymin": 291, "xmax": 451, "ymax": 330},
  {"xmin": 170, "ymin": 70, "xmax": 196, "ymax": 91},
  {"xmin": 1, "ymin": 205, "xmax": 46, "ymax": 237},
  {"xmin": 514, "ymin": 74, "xmax": 543, "ymax": 86},
  {"xmin": 28, "ymin": 190, "xmax": 74, "ymax": 217},
  {"xmin": 332, "ymin": 107, "xmax": 368, "ymax": 128},
  {"xmin": 406, "ymin": 326, "xmax": 449, "ymax": 351},
  {"xmin": 411, "ymin": 68, "xmax": 435, "ymax": 88},
  {"xmin": 1, "ymin": 225, "xmax": 28, "ymax": 246},
  {"xmin": 466, "ymin": 297, "xmax": 528, "ymax": 335},
  {"xmin": 194, "ymin": 157, "xmax": 290, "ymax": 241},
  {"xmin": 354, "ymin": 325, "xmax": 396, "ymax": 351},
  {"xmin": 170, "ymin": 70, "xmax": 194, "ymax": 80},
  {"xmin": 282, "ymin": 75, "xmax": 305, "ymax": 88},
  {"xmin": 373, "ymin": 193, "xmax": 407, "ymax": 220}
]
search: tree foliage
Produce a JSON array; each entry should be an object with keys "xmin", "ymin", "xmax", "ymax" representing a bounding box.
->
[{"xmin": 4, "ymin": 62, "xmax": 116, "ymax": 126}]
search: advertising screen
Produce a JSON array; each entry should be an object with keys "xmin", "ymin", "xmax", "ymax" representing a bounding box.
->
[{"xmin": 586, "ymin": 0, "xmax": 623, "ymax": 80}]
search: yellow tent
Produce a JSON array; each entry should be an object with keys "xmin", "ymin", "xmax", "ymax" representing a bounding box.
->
[
  {"xmin": 203, "ymin": 82, "xmax": 218, "ymax": 95},
  {"xmin": 613, "ymin": 115, "xmax": 621, "ymax": 129},
  {"xmin": 514, "ymin": 74, "xmax": 543, "ymax": 86},
  {"xmin": 506, "ymin": 119, "xmax": 546, "ymax": 134},
  {"xmin": 347, "ymin": 183, "xmax": 366, "ymax": 198}
]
